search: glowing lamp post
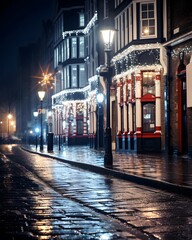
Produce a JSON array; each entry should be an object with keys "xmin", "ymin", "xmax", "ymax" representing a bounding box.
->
[
  {"xmin": 7, "ymin": 114, "xmax": 13, "ymax": 138},
  {"xmin": 33, "ymin": 111, "xmax": 39, "ymax": 149},
  {"xmin": 0, "ymin": 121, "xmax": 3, "ymax": 139},
  {"xmin": 96, "ymin": 93, "xmax": 104, "ymax": 149},
  {"xmin": 101, "ymin": 28, "xmax": 115, "ymax": 168},
  {"xmin": 38, "ymin": 91, "xmax": 45, "ymax": 151}
]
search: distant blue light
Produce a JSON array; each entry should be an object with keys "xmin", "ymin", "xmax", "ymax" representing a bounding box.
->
[{"xmin": 35, "ymin": 127, "xmax": 40, "ymax": 133}]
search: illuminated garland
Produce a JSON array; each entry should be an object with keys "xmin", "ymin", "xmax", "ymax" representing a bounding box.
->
[
  {"xmin": 53, "ymin": 99, "xmax": 87, "ymax": 109},
  {"xmin": 52, "ymin": 85, "xmax": 90, "ymax": 99},
  {"xmin": 62, "ymin": 12, "xmax": 97, "ymax": 39},
  {"xmin": 84, "ymin": 12, "xmax": 97, "ymax": 34},
  {"xmin": 114, "ymin": 64, "xmax": 162, "ymax": 80},
  {"xmin": 171, "ymin": 46, "xmax": 192, "ymax": 59},
  {"xmin": 114, "ymin": 48, "xmax": 160, "ymax": 75},
  {"xmin": 112, "ymin": 43, "xmax": 161, "ymax": 62},
  {"xmin": 88, "ymin": 75, "xmax": 98, "ymax": 83}
]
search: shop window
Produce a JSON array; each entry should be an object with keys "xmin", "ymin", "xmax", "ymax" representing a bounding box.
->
[
  {"xmin": 142, "ymin": 103, "xmax": 155, "ymax": 132},
  {"xmin": 142, "ymin": 71, "xmax": 155, "ymax": 95},
  {"xmin": 77, "ymin": 120, "xmax": 83, "ymax": 135}
]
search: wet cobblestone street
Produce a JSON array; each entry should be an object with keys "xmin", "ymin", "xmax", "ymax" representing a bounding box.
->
[
  {"xmin": 1, "ymin": 144, "xmax": 192, "ymax": 239},
  {"xmin": 0, "ymin": 151, "xmax": 143, "ymax": 239}
]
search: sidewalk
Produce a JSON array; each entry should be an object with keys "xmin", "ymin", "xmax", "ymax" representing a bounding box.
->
[{"xmin": 24, "ymin": 144, "xmax": 192, "ymax": 196}]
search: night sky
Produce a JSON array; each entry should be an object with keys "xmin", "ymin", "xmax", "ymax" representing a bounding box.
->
[{"xmin": 0, "ymin": 0, "xmax": 55, "ymax": 104}]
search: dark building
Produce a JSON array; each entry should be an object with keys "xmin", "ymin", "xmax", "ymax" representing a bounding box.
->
[
  {"xmin": 17, "ymin": 43, "xmax": 39, "ymax": 141},
  {"xmin": 51, "ymin": 0, "xmax": 88, "ymax": 146},
  {"xmin": 164, "ymin": 0, "xmax": 192, "ymax": 155},
  {"xmin": 105, "ymin": 0, "xmax": 166, "ymax": 153},
  {"xmin": 18, "ymin": 0, "xmax": 192, "ymax": 156},
  {"xmin": 16, "ymin": 20, "xmax": 54, "ymax": 142}
]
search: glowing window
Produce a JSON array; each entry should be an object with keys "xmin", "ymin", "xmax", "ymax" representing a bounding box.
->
[
  {"xmin": 142, "ymin": 103, "xmax": 155, "ymax": 132},
  {"xmin": 140, "ymin": 2, "xmax": 156, "ymax": 37}
]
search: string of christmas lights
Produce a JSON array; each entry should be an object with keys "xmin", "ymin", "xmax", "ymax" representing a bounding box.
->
[
  {"xmin": 171, "ymin": 46, "xmax": 192, "ymax": 59},
  {"xmin": 62, "ymin": 12, "xmax": 97, "ymax": 39}
]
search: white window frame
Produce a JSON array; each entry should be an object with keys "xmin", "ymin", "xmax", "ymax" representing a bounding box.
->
[
  {"xmin": 71, "ymin": 65, "xmax": 78, "ymax": 88},
  {"xmin": 63, "ymin": 68, "xmax": 66, "ymax": 89},
  {"xmin": 79, "ymin": 36, "xmax": 85, "ymax": 58},
  {"xmin": 66, "ymin": 38, "xmax": 70, "ymax": 59},
  {"xmin": 79, "ymin": 13, "xmax": 85, "ymax": 27},
  {"xmin": 140, "ymin": 1, "xmax": 157, "ymax": 39},
  {"xmin": 79, "ymin": 64, "xmax": 86, "ymax": 87},
  {"xmin": 71, "ymin": 37, "xmax": 77, "ymax": 58},
  {"xmin": 66, "ymin": 66, "xmax": 70, "ymax": 88}
]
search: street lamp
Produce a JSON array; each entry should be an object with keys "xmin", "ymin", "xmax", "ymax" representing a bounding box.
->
[
  {"xmin": 38, "ymin": 91, "xmax": 45, "ymax": 151},
  {"xmin": 33, "ymin": 111, "xmax": 38, "ymax": 149},
  {"xmin": 101, "ymin": 28, "xmax": 115, "ymax": 168},
  {"xmin": 7, "ymin": 114, "xmax": 13, "ymax": 139},
  {"xmin": 0, "ymin": 121, "xmax": 3, "ymax": 139},
  {"xmin": 96, "ymin": 93, "xmax": 104, "ymax": 149}
]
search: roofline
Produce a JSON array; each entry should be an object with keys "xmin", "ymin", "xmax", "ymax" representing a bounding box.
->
[{"xmin": 163, "ymin": 31, "xmax": 192, "ymax": 47}]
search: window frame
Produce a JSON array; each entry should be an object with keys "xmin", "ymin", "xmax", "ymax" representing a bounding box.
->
[
  {"xmin": 142, "ymin": 71, "xmax": 156, "ymax": 96},
  {"xmin": 79, "ymin": 36, "xmax": 85, "ymax": 58},
  {"xmin": 140, "ymin": 1, "xmax": 157, "ymax": 39},
  {"xmin": 71, "ymin": 37, "xmax": 77, "ymax": 58},
  {"xmin": 79, "ymin": 64, "xmax": 86, "ymax": 88},
  {"xmin": 71, "ymin": 65, "xmax": 78, "ymax": 88},
  {"xmin": 142, "ymin": 102, "xmax": 156, "ymax": 133},
  {"xmin": 79, "ymin": 13, "xmax": 85, "ymax": 27}
]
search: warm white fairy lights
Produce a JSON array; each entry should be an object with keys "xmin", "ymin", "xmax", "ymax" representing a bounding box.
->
[
  {"xmin": 52, "ymin": 99, "xmax": 87, "ymax": 109},
  {"xmin": 113, "ymin": 64, "xmax": 162, "ymax": 81},
  {"xmin": 112, "ymin": 43, "xmax": 161, "ymax": 62},
  {"xmin": 62, "ymin": 12, "xmax": 97, "ymax": 39},
  {"xmin": 52, "ymin": 85, "xmax": 89, "ymax": 99},
  {"xmin": 171, "ymin": 46, "xmax": 192, "ymax": 59},
  {"xmin": 88, "ymin": 75, "xmax": 98, "ymax": 83},
  {"xmin": 52, "ymin": 85, "xmax": 90, "ymax": 106},
  {"xmin": 39, "ymin": 72, "xmax": 54, "ymax": 89},
  {"xmin": 84, "ymin": 12, "xmax": 97, "ymax": 34},
  {"xmin": 113, "ymin": 43, "xmax": 161, "ymax": 76}
]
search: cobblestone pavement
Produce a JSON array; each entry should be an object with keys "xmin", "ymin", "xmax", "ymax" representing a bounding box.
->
[
  {"xmin": 27, "ymin": 144, "xmax": 192, "ymax": 194},
  {"xmin": 0, "ymin": 147, "xmax": 147, "ymax": 240},
  {"xmin": 1, "ymin": 144, "xmax": 192, "ymax": 239}
]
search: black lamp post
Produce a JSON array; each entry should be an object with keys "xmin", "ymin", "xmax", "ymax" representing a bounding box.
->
[
  {"xmin": 33, "ymin": 111, "xmax": 38, "ymax": 150},
  {"xmin": 101, "ymin": 29, "xmax": 115, "ymax": 168},
  {"xmin": 96, "ymin": 93, "xmax": 104, "ymax": 149},
  {"xmin": 38, "ymin": 91, "xmax": 45, "ymax": 151},
  {"xmin": 7, "ymin": 113, "xmax": 12, "ymax": 139}
]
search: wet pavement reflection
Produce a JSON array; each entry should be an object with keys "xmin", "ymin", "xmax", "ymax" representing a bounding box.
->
[
  {"xmin": 0, "ymin": 147, "xmax": 142, "ymax": 239},
  {"xmin": 1, "ymin": 144, "xmax": 192, "ymax": 239},
  {"xmin": 28, "ymin": 144, "xmax": 192, "ymax": 188}
]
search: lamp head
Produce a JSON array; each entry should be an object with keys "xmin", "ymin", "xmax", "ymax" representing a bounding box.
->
[
  {"xmin": 38, "ymin": 91, "xmax": 45, "ymax": 101},
  {"xmin": 97, "ymin": 93, "xmax": 104, "ymax": 103},
  {"xmin": 101, "ymin": 29, "xmax": 115, "ymax": 50},
  {"xmin": 7, "ymin": 114, "xmax": 13, "ymax": 120},
  {"xmin": 33, "ymin": 111, "xmax": 38, "ymax": 117}
]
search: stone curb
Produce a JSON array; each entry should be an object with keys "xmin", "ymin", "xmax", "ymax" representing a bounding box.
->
[{"xmin": 22, "ymin": 146, "xmax": 192, "ymax": 197}]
